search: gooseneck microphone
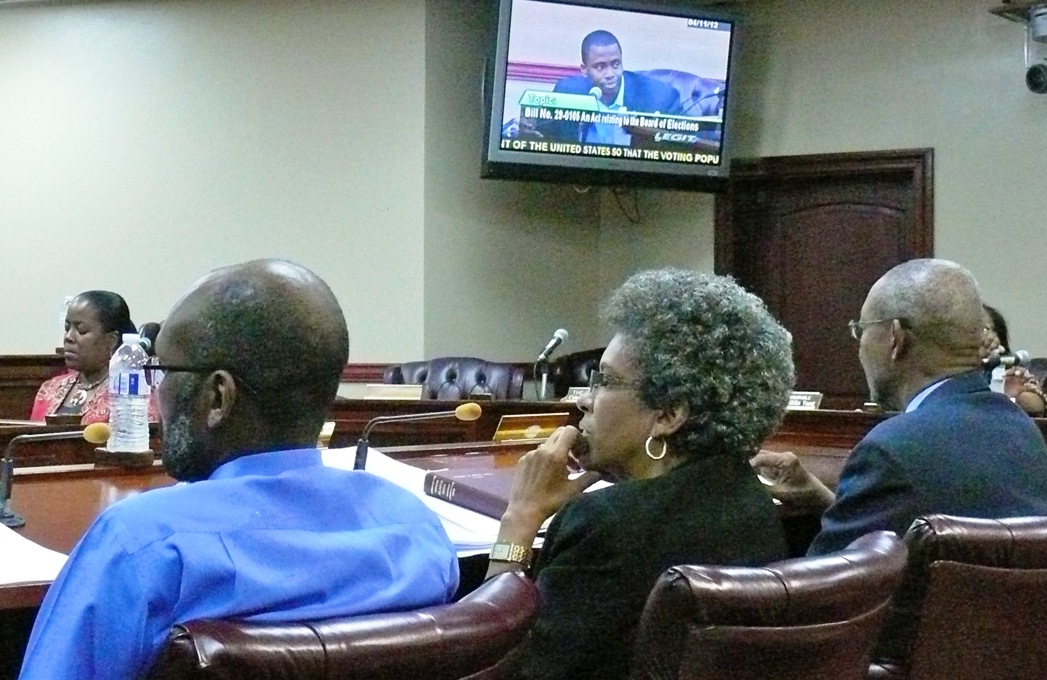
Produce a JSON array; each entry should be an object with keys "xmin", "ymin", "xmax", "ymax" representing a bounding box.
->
[
  {"xmin": 537, "ymin": 328, "xmax": 570, "ymax": 363},
  {"xmin": 1, "ymin": 423, "xmax": 112, "ymax": 528},
  {"xmin": 138, "ymin": 323, "xmax": 162, "ymax": 356},
  {"xmin": 982, "ymin": 349, "xmax": 1031, "ymax": 370},
  {"xmin": 352, "ymin": 402, "xmax": 483, "ymax": 471}
]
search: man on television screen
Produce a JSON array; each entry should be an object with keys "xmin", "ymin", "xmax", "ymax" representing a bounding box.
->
[{"xmin": 533, "ymin": 30, "xmax": 682, "ymax": 145}]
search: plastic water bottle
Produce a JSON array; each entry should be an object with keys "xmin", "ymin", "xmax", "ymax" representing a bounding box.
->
[{"xmin": 108, "ymin": 333, "xmax": 151, "ymax": 452}]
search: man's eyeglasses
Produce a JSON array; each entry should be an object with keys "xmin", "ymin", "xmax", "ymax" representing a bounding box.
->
[
  {"xmin": 847, "ymin": 317, "xmax": 911, "ymax": 341},
  {"xmin": 144, "ymin": 358, "xmax": 256, "ymax": 395},
  {"xmin": 587, "ymin": 369, "xmax": 638, "ymax": 393}
]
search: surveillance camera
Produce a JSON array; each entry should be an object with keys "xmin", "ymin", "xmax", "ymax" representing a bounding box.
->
[{"xmin": 1027, "ymin": 63, "xmax": 1047, "ymax": 93}]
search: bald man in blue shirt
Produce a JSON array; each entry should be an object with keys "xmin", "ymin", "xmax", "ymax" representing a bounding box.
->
[{"xmin": 19, "ymin": 260, "xmax": 459, "ymax": 680}]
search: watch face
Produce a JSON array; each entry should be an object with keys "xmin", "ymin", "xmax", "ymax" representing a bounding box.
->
[{"xmin": 491, "ymin": 542, "xmax": 531, "ymax": 563}]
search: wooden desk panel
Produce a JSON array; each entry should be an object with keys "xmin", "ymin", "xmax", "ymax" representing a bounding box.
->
[
  {"xmin": 327, "ymin": 398, "xmax": 582, "ymax": 448},
  {"xmin": 0, "ymin": 355, "xmax": 65, "ymax": 421},
  {"xmin": 1, "ymin": 424, "xmax": 98, "ymax": 467}
]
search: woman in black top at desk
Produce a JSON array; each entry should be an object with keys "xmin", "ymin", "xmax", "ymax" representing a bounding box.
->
[{"xmin": 486, "ymin": 269, "xmax": 795, "ymax": 680}]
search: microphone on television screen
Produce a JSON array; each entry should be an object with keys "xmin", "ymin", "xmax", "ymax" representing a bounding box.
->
[
  {"xmin": 982, "ymin": 349, "xmax": 1031, "ymax": 370},
  {"xmin": 352, "ymin": 402, "xmax": 484, "ymax": 471},
  {"xmin": 537, "ymin": 328, "xmax": 570, "ymax": 363}
]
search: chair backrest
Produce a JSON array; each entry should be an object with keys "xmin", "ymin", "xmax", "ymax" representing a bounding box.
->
[
  {"xmin": 870, "ymin": 514, "xmax": 1047, "ymax": 680},
  {"xmin": 637, "ymin": 69, "xmax": 726, "ymax": 117},
  {"xmin": 630, "ymin": 531, "xmax": 907, "ymax": 680},
  {"xmin": 147, "ymin": 570, "xmax": 538, "ymax": 680},
  {"xmin": 383, "ymin": 357, "xmax": 525, "ymax": 400},
  {"xmin": 549, "ymin": 347, "xmax": 604, "ymax": 398}
]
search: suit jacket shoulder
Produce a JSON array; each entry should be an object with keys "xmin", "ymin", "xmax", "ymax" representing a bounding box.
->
[{"xmin": 809, "ymin": 371, "xmax": 1047, "ymax": 555}]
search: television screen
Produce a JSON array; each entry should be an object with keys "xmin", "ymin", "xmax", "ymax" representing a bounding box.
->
[{"xmin": 482, "ymin": 0, "xmax": 739, "ymax": 190}]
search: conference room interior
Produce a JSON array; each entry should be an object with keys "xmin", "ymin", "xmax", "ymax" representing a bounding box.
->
[{"xmin": 2, "ymin": 0, "xmax": 1046, "ymax": 678}]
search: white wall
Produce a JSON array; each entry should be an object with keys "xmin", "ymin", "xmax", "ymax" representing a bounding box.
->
[
  {"xmin": 0, "ymin": 0, "xmax": 428, "ymax": 359},
  {"xmin": 730, "ymin": 0, "xmax": 1047, "ymax": 353},
  {"xmin": 16, "ymin": 1, "xmax": 1030, "ymax": 363},
  {"xmin": 423, "ymin": 0, "xmax": 605, "ymax": 360},
  {"xmin": 0, "ymin": 0, "xmax": 617, "ymax": 362}
]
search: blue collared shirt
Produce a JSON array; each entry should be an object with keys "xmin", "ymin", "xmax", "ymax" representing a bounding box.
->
[
  {"xmin": 585, "ymin": 79, "xmax": 631, "ymax": 146},
  {"xmin": 19, "ymin": 448, "xmax": 459, "ymax": 680}
]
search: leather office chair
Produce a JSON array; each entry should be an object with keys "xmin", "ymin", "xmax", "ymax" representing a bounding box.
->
[
  {"xmin": 637, "ymin": 69, "xmax": 726, "ymax": 118},
  {"xmin": 630, "ymin": 531, "xmax": 907, "ymax": 680},
  {"xmin": 147, "ymin": 570, "xmax": 538, "ymax": 680},
  {"xmin": 869, "ymin": 514, "xmax": 1047, "ymax": 680},
  {"xmin": 549, "ymin": 347, "xmax": 604, "ymax": 398},
  {"xmin": 383, "ymin": 357, "xmax": 525, "ymax": 400}
]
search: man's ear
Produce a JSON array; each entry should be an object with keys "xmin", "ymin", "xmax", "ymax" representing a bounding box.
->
[
  {"xmin": 651, "ymin": 401, "xmax": 690, "ymax": 440},
  {"xmin": 889, "ymin": 319, "xmax": 912, "ymax": 362},
  {"xmin": 203, "ymin": 370, "xmax": 239, "ymax": 430}
]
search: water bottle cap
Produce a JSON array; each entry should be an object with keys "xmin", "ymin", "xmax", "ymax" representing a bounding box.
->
[{"xmin": 122, "ymin": 333, "xmax": 141, "ymax": 345}]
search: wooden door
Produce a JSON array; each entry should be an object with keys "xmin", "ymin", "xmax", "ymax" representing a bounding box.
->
[{"xmin": 715, "ymin": 149, "xmax": 934, "ymax": 410}]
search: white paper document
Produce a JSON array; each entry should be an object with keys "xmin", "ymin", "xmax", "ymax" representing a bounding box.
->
[
  {"xmin": 0, "ymin": 524, "xmax": 68, "ymax": 586},
  {"xmin": 322, "ymin": 446, "xmax": 611, "ymax": 555},
  {"xmin": 323, "ymin": 447, "xmax": 504, "ymax": 554}
]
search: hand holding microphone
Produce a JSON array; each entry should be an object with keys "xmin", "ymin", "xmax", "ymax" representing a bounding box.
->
[{"xmin": 982, "ymin": 349, "xmax": 1030, "ymax": 370}]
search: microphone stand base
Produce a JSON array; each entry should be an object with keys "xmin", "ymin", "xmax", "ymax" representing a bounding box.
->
[
  {"xmin": 1, "ymin": 510, "xmax": 25, "ymax": 529},
  {"xmin": 94, "ymin": 448, "xmax": 154, "ymax": 469}
]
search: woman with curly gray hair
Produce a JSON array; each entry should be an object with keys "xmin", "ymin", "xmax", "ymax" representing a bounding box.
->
[{"xmin": 485, "ymin": 268, "xmax": 795, "ymax": 680}]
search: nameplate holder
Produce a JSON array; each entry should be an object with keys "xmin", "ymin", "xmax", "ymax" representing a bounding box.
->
[
  {"xmin": 560, "ymin": 386, "xmax": 589, "ymax": 403},
  {"xmin": 786, "ymin": 391, "xmax": 823, "ymax": 411},
  {"xmin": 492, "ymin": 413, "xmax": 571, "ymax": 442}
]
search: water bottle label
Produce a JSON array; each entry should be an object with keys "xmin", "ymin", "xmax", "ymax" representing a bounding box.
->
[{"xmin": 110, "ymin": 370, "xmax": 151, "ymax": 396}]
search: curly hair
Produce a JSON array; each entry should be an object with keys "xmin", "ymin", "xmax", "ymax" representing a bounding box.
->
[{"xmin": 601, "ymin": 268, "xmax": 794, "ymax": 460}]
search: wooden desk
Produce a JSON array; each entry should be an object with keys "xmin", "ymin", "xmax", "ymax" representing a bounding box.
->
[
  {"xmin": 1, "ymin": 423, "xmax": 98, "ymax": 467},
  {"xmin": 327, "ymin": 398, "xmax": 582, "ymax": 448}
]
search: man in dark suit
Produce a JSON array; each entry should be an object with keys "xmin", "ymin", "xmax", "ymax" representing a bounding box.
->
[
  {"xmin": 753, "ymin": 258, "xmax": 1047, "ymax": 555},
  {"xmin": 534, "ymin": 30, "xmax": 681, "ymax": 145}
]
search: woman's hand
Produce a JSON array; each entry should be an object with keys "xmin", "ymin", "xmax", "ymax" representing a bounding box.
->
[
  {"xmin": 980, "ymin": 327, "xmax": 1003, "ymax": 361},
  {"xmin": 502, "ymin": 426, "xmax": 602, "ymax": 532},
  {"xmin": 1005, "ymin": 367, "xmax": 1047, "ymax": 417},
  {"xmin": 486, "ymin": 426, "xmax": 602, "ymax": 579}
]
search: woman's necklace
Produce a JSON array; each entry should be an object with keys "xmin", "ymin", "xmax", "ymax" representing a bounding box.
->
[{"xmin": 66, "ymin": 373, "xmax": 108, "ymax": 409}]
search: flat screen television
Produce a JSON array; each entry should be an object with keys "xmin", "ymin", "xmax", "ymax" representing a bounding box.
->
[{"xmin": 482, "ymin": 0, "xmax": 739, "ymax": 190}]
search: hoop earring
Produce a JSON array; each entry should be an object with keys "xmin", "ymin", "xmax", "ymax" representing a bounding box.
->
[{"xmin": 644, "ymin": 436, "xmax": 667, "ymax": 461}]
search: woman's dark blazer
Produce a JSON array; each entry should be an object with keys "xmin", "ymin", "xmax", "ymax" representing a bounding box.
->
[{"xmin": 509, "ymin": 452, "xmax": 788, "ymax": 680}]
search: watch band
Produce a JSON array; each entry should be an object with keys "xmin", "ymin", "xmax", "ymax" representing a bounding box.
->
[{"xmin": 489, "ymin": 541, "xmax": 533, "ymax": 564}]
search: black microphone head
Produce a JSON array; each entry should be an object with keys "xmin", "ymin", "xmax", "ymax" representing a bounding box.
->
[{"xmin": 138, "ymin": 322, "xmax": 161, "ymax": 356}]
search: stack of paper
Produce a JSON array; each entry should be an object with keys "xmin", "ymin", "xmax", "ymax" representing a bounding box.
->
[
  {"xmin": 323, "ymin": 447, "xmax": 503, "ymax": 554},
  {"xmin": 0, "ymin": 525, "xmax": 68, "ymax": 586},
  {"xmin": 322, "ymin": 446, "xmax": 611, "ymax": 555}
]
